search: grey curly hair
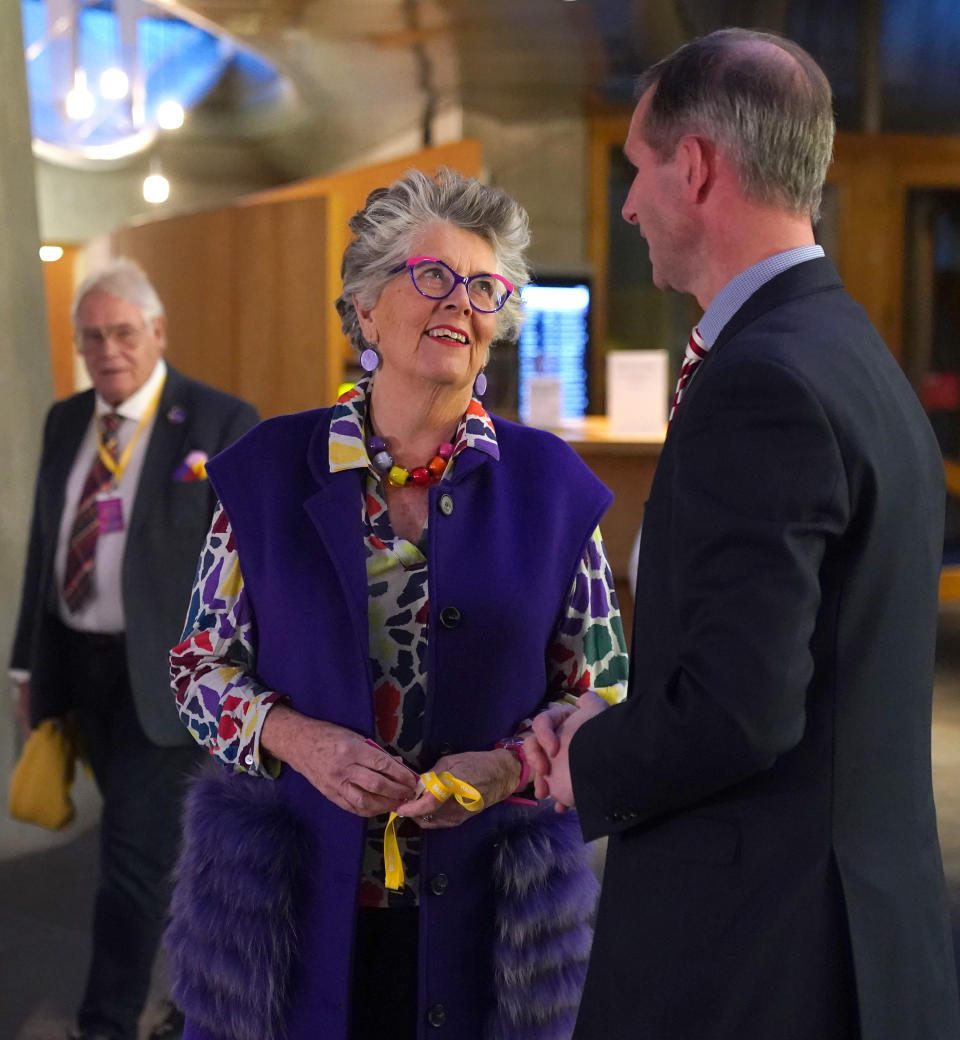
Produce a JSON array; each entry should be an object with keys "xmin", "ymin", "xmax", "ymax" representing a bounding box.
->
[{"xmin": 336, "ymin": 168, "xmax": 531, "ymax": 354}]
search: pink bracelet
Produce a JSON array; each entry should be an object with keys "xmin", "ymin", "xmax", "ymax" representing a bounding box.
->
[{"xmin": 495, "ymin": 738, "xmax": 537, "ymax": 805}]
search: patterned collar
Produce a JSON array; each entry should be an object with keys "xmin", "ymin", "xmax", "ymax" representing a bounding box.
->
[{"xmin": 328, "ymin": 374, "xmax": 500, "ymax": 474}]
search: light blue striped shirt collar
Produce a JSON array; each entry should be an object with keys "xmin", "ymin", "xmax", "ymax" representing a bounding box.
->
[{"xmin": 697, "ymin": 245, "xmax": 825, "ymax": 348}]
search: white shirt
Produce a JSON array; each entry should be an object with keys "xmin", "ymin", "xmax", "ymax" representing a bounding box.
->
[{"xmin": 53, "ymin": 358, "xmax": 168, "ymax": 633}]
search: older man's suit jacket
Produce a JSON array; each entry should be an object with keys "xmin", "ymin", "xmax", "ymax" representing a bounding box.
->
[
  {"xmin": 570, "ymin": 258, "xmax": 960, "ymax": 1039},
  {"xmin": 11, "ymin": 365, "xmax": 259, "ymax": 746}
]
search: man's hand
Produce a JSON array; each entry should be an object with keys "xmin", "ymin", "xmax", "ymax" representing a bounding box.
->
[
  {"xmin": 526, "ymin": 691, "xmax": 610, "ymax": 811},
  {"xmin": 261, "ymin": 705, "xmax": 418, "ymax": 817},
  {"xmin": 13, "ymin": 678, "xmax": 32, "ymax": 735},
  {"xmin": 525, "ymin": 701, "xmax": 576, "ymax": 796}
]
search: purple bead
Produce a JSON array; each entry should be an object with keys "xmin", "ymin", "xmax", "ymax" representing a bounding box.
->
[
  {"xmin": 367, "ymin": 435, "xmax": 387, "ymax": 453},
  {"xmin": 372, "ymin": 450, "xmax": 393, "ymax": 472}
]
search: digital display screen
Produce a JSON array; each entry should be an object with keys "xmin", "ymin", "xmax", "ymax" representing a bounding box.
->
[{"xmin": 518, "ymin": 280, "xmax": 590, "ymax": 422}]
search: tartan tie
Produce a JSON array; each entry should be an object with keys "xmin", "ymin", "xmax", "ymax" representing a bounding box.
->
[
  {"xmin": 668, "ymin": 325, "xmax": 708, "ymax": 424},
  {"xmin": 62, "ymin": 412, "xmax": 121, "ymax": 613}
]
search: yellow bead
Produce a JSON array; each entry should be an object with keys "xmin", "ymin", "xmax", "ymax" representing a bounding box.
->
[{"xmin": 388, "ymin": 465, "xmax": 409, "ymax": 487}]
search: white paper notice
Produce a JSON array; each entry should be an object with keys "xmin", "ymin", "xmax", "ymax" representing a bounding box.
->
[
  {"xmin": 525, "ymin": 375, "xmax": 563, "ymax": 429},
  {"xmin": 606, "ymin": 350, "xmax": 668, "ymax": 435}
]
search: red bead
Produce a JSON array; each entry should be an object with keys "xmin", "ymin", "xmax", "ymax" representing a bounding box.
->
[{"xmin": 410, "ymin": 467, "xmax": 431, "ymax": 487}]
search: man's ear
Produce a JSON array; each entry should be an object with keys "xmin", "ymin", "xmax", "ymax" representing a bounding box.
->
[
  {"xmin": 152, "ymin": 314, "xmax": 167, "ymax": 350},
  {"xmin": 676, "ymin": 135, "xmax": 715, "ymax": 204}
]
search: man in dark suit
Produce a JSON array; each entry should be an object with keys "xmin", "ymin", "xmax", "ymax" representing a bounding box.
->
[
  {"xmin": 9, "ymin": 257, "xmax": 259, "ymax": 1040},
  {"xmin": 528, "ymin": 28, "xmax": 960, "ymax": 1040}
]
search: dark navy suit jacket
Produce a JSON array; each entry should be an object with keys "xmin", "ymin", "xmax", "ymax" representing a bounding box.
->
[
  {"xmin": 10, "ymin": 364, "xmax": 259, "ymax": 746},
  {"xmin": 570, "ymin": 258, "xmax": 960, "ymax": 1039}
]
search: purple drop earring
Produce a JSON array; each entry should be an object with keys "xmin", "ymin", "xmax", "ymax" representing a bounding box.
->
[
  {"xmin": 360, "ymin": 347, "xmax": 381, "ymax": 373},
  {"xmin": 473, "ymin": 370, "xmax": 488, "ymax": 397}
]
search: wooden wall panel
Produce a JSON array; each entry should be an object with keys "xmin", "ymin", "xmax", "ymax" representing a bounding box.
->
[
  {"xmin": 111, "ymin": 209, "xmax": 236, "ymax": 394},
  {"xmin": 111, "ymin": 198, "xmax": 329, "ymax": 419},
  {"xmin": 41, "ymin": 244, "xmax": 81, "ymax": 399},
  {"xmin": 227, "ymin": 196, "xmax": 330, "ymax": 416}
]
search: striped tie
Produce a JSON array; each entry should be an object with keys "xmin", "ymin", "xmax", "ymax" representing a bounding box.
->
[
  {"xmin": 62, "ymin": 412, "xmax": 121, "ymax": 613},
  {"xmin": 668, "ymin": 325, "xmax": 708, "ymax": 424}
]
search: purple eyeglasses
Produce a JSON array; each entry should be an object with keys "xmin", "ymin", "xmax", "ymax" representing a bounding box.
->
[{"xmin": 391, "ymin": 256, "xmax": 514, "ymax": 313}]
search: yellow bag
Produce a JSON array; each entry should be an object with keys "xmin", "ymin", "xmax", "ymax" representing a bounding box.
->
[{"xmin": 8, "ymin": 718, "xmax": 77, "ymax": 830}]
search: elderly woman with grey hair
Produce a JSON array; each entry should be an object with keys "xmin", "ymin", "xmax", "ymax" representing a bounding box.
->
[{"xmin": 166, "ymin": 168, "xmax": 627, "ymax": 1040}]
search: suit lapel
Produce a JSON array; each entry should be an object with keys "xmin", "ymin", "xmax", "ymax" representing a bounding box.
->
[{"xmin": 128, "ymin": 366, "xmax": 191, "ymax": 532}]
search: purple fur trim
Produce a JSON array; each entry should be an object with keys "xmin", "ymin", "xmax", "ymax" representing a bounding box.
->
[
  {"xmin": 487, "ymin": 805, "xmax": 599, "ymax": 1040},
  {"xmin": 163, "ymin": 766, "xmax": 311, "ymax": 1040}
]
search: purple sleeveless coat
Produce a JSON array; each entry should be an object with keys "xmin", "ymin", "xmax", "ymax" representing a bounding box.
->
[{"xmin": 166, "ymin": 407, "xmax": 611, "ymax": 1040}]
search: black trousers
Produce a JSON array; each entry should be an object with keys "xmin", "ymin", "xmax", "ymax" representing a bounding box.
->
[
  {"xmin": 350, "ymin": 906, "xmax": 419, "ymax": 1039},
  {"xmin": 65, "ymin": 630, "xmax": 201, "ymax": 1040}
]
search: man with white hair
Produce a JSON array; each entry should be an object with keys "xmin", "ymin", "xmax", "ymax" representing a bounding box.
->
[{"xmin": 10, "ymin": 257, "xmax": 258, "ymax": 1040}]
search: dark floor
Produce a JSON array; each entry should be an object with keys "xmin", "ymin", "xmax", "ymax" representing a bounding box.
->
[{"xmin": 4, "ymin": 609, "xmax": 960, "ymax": 1040}]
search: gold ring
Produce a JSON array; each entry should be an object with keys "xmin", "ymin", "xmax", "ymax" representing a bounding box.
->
[{"xmin": 422, "ymin": 813, "xmax": 433, "ymax": 823}]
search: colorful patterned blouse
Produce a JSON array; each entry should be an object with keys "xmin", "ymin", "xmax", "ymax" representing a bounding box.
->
[{"xmin": 172, "ymin": 378, "xmax": 628, "ymax": 906}]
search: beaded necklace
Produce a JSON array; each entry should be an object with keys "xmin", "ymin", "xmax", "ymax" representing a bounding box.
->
[{"xmin": 367, "ymin": 434, "xmax": 454, "ymax": 488}]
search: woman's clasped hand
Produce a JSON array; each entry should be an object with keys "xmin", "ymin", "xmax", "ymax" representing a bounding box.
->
[
  {"xmin": 263, "ymin": 706, "xmax": 419, "ymax": 816},
  {"xmin": 395, "ymin": 748, "xmax": 522, "ymax": 828}
]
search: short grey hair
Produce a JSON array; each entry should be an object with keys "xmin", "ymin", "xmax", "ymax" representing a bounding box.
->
[
  {"xmin": 71, "ymin": 256, "xmax": 165, "ymax": 326},
  {"xmin": 336, "ymin": 167, "xmax": 531, "ymax": 353},
  {"xmin": 637, "ymin": 28, "xmax": 835, "ymax": 220}
]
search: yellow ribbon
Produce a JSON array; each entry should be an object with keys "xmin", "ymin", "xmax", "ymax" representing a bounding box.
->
[
  {"xmin": 96, "ymin": 380, "xmax": 165, "ymax": 484},
  {"xmin": 383, "ymin": 770, "xmax": 484, "ymax": 891}
]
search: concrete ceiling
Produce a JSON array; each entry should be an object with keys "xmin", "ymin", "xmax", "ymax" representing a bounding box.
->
[
  {"xmin": 159, "ymin": 0, "xmax": 960, "ymax": 183},
  {"xmin": 30, "ymin": 0, "xmax": 960, "ymax": 242}
]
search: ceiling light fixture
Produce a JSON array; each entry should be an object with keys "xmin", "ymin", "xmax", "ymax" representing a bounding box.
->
[
  {"xmin": 156, "ymin": 99, "xmax": 184, "ymax": 130},
  {"xmin": 100, "ymin": 65, "xmax": 130, "ymax": 100},
  {"xmin": 65, "ymin": 67, "xmax": 95, "ymax": 120},
  {"xmin": 142, "ymin": 158, "xmax": 169, "ymax": 203}
]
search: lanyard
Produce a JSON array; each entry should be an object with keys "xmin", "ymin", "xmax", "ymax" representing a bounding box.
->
[
  {"xmin": 96, "ymin": 380, "xmax": 164, "ymax": 485},
  {"xmin": 383, "ymin": 769, "xmax": 484, "ymax": 891}
]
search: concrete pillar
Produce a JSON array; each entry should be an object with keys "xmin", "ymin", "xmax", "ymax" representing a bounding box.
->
[{"xmin": 0, "ymin": 1, "xmax": 55, "ymax": 843}]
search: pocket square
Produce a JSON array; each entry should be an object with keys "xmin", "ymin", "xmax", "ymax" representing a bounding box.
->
[{"xmin": 174, "ymin": 450, "xmax": 209, "ymax": 482}]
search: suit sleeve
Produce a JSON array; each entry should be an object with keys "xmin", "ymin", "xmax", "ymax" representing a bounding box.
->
[
  {"xmin": 217, "ymin": 399, "xmax": 260, "ymax": 453},
  {"xmin": 9, "ymin": 406, "xmax": 57, "ymax": 671},
  {"xmin": 570, "ymin": 357, "xmax": 850, "ymax": 841}
]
